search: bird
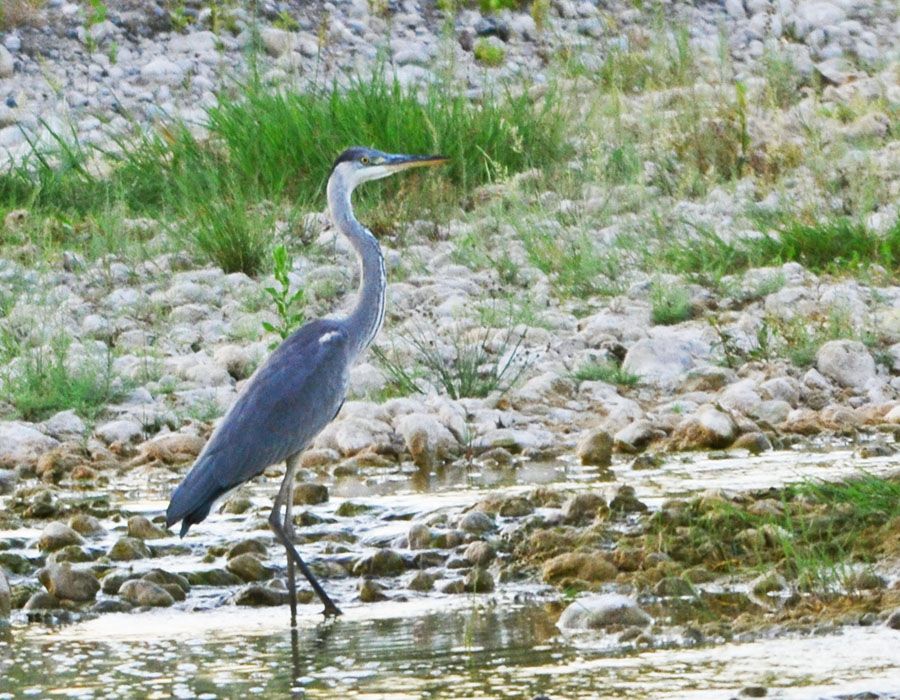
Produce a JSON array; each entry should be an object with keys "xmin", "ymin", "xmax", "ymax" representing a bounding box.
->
[{"xmin": 166, "ymin": 147, "xmax": 448, "ymax": 623}]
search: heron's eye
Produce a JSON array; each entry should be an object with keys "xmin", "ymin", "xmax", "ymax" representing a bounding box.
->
[{"xmin": 360, "ymin": 156, "xmax": 370, "ymax": 165}]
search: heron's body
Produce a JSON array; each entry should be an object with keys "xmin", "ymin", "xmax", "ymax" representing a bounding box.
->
[{"xmin": 165, "ymin": 147, "xmax": 447, "ymax": 621}]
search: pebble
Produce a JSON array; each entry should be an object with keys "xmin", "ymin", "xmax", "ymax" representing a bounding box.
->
[
  {"xmin": 557, "ymin": 594, "xmax": 651, "ymax": 630},
  {"xmin": 37, "ymin": 562, "xmax": 100, "ymax": 602},
  {"xmin": 38, "ymin": 522, "xmax": 84, "ymax": 552},
  {"xmin": 226, "ymin": 553, "xmax": 274, "ymax": 582},
  {"xmin": 108, "ymin": 537, "xmax": 151, "ymax": 561},
  {"xmin": 119, "ymin": 579, "xmax": 174, "ymax": 607}
]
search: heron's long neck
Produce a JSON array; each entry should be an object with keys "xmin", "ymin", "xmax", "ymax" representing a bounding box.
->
[{"xmin": 327, "ymin": 176, "xmax": 386, "ymax": 359}]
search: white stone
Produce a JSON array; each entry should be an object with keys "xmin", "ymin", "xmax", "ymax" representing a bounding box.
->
[
  {"xmin": 816, "ymin": 340, "xmax": 876, "ymax": 390},
  {"xmin": 396, "ymin": 413, "xmax": 458, "ymax": 461},
  {"xmin": 260, "ymin": 27, "xmax": 295, "ymax": 56},
  {"xmin": 170, "ymin": 31, "xmax": 218, "ymax": 54},
  {"xmin": 95, "ymin": 419, "xmax": 143, "ymax": 445},
  {"xmin": 557, "ymin": 594, "xmax": 652, "ymax": 630},
  {"xmin": 0, "ymin": 46, "xmax": 13, "ymax": 78},
  {"xmin": 0, "ymin": 422, "xmax": 59, "ymax": 468},
  {"xmin": 41, "ymin": 410, "xmax": 86, "ymax": 440},
  {"xmin": 622, "ymin": 338, "xmax": 704, "ymax": 390},
  {"xmin": 140, "ymin": 57, "xmax": 185, "ymax": 85}
]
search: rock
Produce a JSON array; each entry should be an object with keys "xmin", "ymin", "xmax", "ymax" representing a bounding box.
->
[
  {"xmin": 134, "ymin": 433, "xmax": 205, "ymax": 464},
  {"xmin": 68, "ymin": 514, "xmax": 103, "ymax": 536},
  {"xmin": 562, "ymin": 493, "xmax": 608, "ymax": 524},
  {"xmin": 260, "ymin": 27, "xmax": 295, "ymax": 56},
  {"xmin": 816, "ymin": 340, "xmax": 876, "ymax": 390},
  {"xmin": 227, "ymin": 539, "xmax": 268, "ymax": 560},
  {"xmin": 614, "ymin": 420, "xmax": 661, "ymax": 453},
  {"xmin": 185, "ymin": 569, "xmax": 243, "ymax": 587},
  {"xmin": 41, "ymin": 411, "xmax": 86, "ymax": 440},
  {"xmin": 542, "ymin": 553, "xmax": 617, "ymax": 584},
  {"xmin": 0, "ymin": 46, "xmax": 13, "ymax": 78},
  {"xmin": 359, "ymin": 578, "xmax": 388, "ymax": 602},
  {"xmin": 464, "ymin": 541, "xmax": 495, "ymax": 566},
  {"xmin": 38, "ymin": 522, "xmax": 84, "ymax": 552},
  {"xmin": 226, "ymin": 553, "xmax": 273, "ymax": 582},
  {"xmin": 0, "ymin": 422, "xmax": 59, "ymax": 467},
  {"xmin": 458, "ymin": 511, "xmax": 495, "ymax": 534},
  {"xmin": 576, "ymin": 428, "xmax": 613, "ymax": 466},
  {"xmin": 142, "ymin": 569, "xmax": 190, "ymax": 593},
  {"xmin": 672, "ymin": 408, "xmax": 737, "ymax": 450},
  {"xmin": 409, "ymin": 571, "xmax": 436, "ymax": 592},
  {"xmin": 622, "ymin": 338, "xmax": 707, "ymax": 390},
  {"xmin": 234, "ymin": 584, "xmax": 286, "ymax": 606},
  {"xmin": 609, "ymin": 486, "xmax": 648, "ymax": 514},
  {"xmin": 127, "ymin": 516, "xmax": 167, "ymax": 540},
  {"xmin": 37, "ymin": 562, "xmax": 100, "ymax": 602},
  {"xmin": 557, "ymin": 594, "xmax": 651, "ymax": 630},
  {"xmin": 293, "ymin": 483, "xmax": 329, "ymax": 505},
  {"xmin": 223, "ymin": 495, "xmax": 252, "ymax": 514},
  {"xmin": 108, "ymin": 537, "xmax": 150, "ymax": 561},
  {"xmin": 407, "ymin": 523, "xmax": 432, "ymax": 549},
  {"xmin": 119, "ymin": 579, "xmax": 174, "ymax": 607},
  {"xmin": 886, "ymin": 609, "xmax": 900, "ymax": 630},
  {"xmin": 396, "ymin": 413, "xmax": 458, "ymax": 468},
  {"xmin": 95, "ymin": 419, "xmax": 143, "ymax": 445},
  {"xmin": 847, "ymin": 571, "xmax": 885, "ymax": 591},
  {"xmin": 464, "ymin": 568, "xmax": 494, "ymax": 593},
  {"xmin": 751, "ymin": 572, "xmax": 789, "ymax": 596},
  {"xmin": 353, "ymin": 549, "xmax": 405, "ymax": 577},
  {"xmin": 0, "ymin": 568, "xmax": 9, "ymax": 620},
  {"xmin": 24, "ymin": 591, "xmax": 60, "ymax": 611},
  {"xmin": 654, "ymin": 576, "xmax": 696, "ymax": 597},
  {"xmin": 213, "ymin": 345, "xmax": 256, "ymax": 380},
  {"xmin": 498, "ymin": 496, "xmax": 534, "ymax": 517},
  {"xmin": 733, "ymin": 432, "xmax": 772, "ymax": 454},
  {"xmin": 141, "ymin": 57, "xmax": 184, "ymax": 85}
]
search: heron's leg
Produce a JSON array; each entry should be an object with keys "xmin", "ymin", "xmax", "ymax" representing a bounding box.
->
[
  {"xmin": 283, "ymin": 454, "xmax": 298, "ymax": 627},
  {"xmin": 269, "ymin": 463, "xmax": 342, "ymax": 618}
]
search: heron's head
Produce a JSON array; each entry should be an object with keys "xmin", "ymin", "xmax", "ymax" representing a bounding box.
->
[{"xmin": 330, "ymin": 147, "xmax": 448, "ymax": 189}]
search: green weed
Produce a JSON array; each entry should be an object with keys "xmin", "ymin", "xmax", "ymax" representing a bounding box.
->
[
  {"xmin": 520, "ymin": 225, "xmax": 621, "ymax": 298},
  {"xmin": 262, "ymin": 244, "xmax": 307, "ymax": 347},
  {"xmin": 650, "ymin": 281, "xmax": 693, "ymax": 325},
  {"xmin": 473, "ymin": 40, "xmax": 505, "ymax": 67},
  {"xmin": 570, "ymin": 361, "xmax": 639, "ymax": 386}
]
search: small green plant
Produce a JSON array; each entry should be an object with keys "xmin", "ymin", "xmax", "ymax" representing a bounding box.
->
[
  {"xmin": 262, "ymin": 244, "xmax": 306, "ymax": 347},
  {"xmin": 83, "ymin": 0, "xmax": 108, "ymax": 53},
  {"xmin": 571, "ymin": 361, "xmax": 639, "ymax": 387},
  {"xmin": 0, "ymin": 334, "xmax": 124, "ymax": 422},
  {"xmin": 273, "ymin": 9, "xmax": 300, "ymax": 31},
  {"xmin": 373, "ymin": 325, "xmax": 530, "ymax": 400},
  {"xmin": 479, "ymin": 0, "xmax": 521, "ymax": 12},
  {"xmin": 521, "ymin": 226, "xmax": 621, "ymax": 298},
  {"xmin": 650, "ymin": 281, "xmax": 693, "ymax": 325},
  {"xmin": 473, "ymin": 39, "xmax": 505, "ymax": 67}
]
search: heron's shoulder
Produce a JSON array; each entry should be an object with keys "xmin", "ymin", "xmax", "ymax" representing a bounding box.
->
[{"xmin": 279, "ymin": 318, "xmax": 350, "ymax": 354}]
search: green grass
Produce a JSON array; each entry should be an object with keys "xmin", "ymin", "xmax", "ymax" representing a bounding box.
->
[
  {"xmin": 597, "ymin": 27, "xmax": 695, "ymax": 94},
  {"xmin": 650, "ymin": 281, "xmax": 693, "ymax": 325},
  {"xmin": 372, "ymin": 325, "xmax": 530, "ymax": 400},
  {"xmin": 520, "ymin": 225, "xmax": 621, "ymax": 298},
  {"xmin": 649, "ymin": 475, "xmax": 900, "ymax": 592},
  {"xmin": 1, "ymin": 71, "xmax": 570, "ymax": 274},
  {"xmin": 649, "ymin": 215, "xmax": 900, "ymax": 283},
  {"xmin": 0, "ymin": 334, "xmax": 125, "ymax": 422},
  {"xmin": 571, "ymin": 361, "xmax": 639, "ymax": 386},
  {"xmin": 473, "ymin": 40, "xmax": 505, "ymax": 67}
]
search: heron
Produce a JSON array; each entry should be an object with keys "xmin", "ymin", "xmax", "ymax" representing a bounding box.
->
[{"xmin": 166, "ymin": 147, "xmax": 448, "ymax": 623}]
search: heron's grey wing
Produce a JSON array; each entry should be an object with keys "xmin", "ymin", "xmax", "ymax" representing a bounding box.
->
[{"xmin": 166, "ymin": 320, "xmax": 350, "ymax": 533}]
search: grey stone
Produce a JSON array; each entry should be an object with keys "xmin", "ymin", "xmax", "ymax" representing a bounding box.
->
[
  {"xmin": 816, "ymin": 340, "xmax": 876, "ymax": 390},
  {"xmin": 41, "ymin": 411, "xmax": 86, "ymax": 440},
  {"xmin": 95, "ymin": 419, "xmax": 143, "ymax": 445},
  {"xmin": 0, "ymin": 46, "xmax": 13, "ymax": 78},
  {"xmin": 119, "ymin": 579, "xmax": 174, "ymax": 607},
  {"xmin": 352, "ymin": 549, "xmax": 405, "ymax": 577},
  {"xmin": 141, "ymin": 57, "xmax": 184, "ymax": 85},
  {"xmin": 458, "ymin": 511, "xmax": 495, "ymax": 534},
  {"xmin": 37, "ymin": 562, "xmax": 100, "ymax": 602},
  {"xmin": 464, "ymin": 541, "xmax": 495, "ymax": 566},
  {"xmin": 464, "ymin": 567, "xmax": 494, "ymax": 593},
  {"xmin": 108, "ymin": 537, "xmax": 151, "ymax": 561},
  {"xmin": 127, "ymin": 516, "xmax": 167, "ymax": 540},
  {"xmin": 226, "ymin": 553, "xmax": 273, "ymax": 582},
  {"xmin": 38, "ymin": 522, "xmax": 84, "ymax": 552},
  {"xmin": 576, "ymin": 428, "xmax": 613, "ymax": 466},
  {"xmin": 0, "ymin": 422, "xmax": 59, "ymax": 468},
  {"xmin": 0, "ymin": 567, "xmax": 9, "ymax": 620},
  {"xmin": 557, "ymin": 594, "xmax": 651, "ymax": 630}
]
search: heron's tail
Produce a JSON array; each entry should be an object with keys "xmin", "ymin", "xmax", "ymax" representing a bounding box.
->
[{"xmin": 166, "ymin": 455, "xmax": 229, "ymax": 537}]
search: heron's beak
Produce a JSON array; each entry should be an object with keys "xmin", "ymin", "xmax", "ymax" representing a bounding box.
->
[{"xmin": 385, "ymin": 154, "xmax": 450, "ymax": 172}]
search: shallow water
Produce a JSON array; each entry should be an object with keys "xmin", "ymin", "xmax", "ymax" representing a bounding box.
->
[{"xmin": 2, "ymin": 446, "xmax": 899, "ymax": 698}]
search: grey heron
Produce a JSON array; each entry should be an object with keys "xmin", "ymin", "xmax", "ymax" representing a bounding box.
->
[{"xmin": 166, "ymin": 147, "xmax": 448, "ymax": 622}]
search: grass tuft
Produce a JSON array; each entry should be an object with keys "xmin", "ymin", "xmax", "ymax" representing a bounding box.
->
[
  {"xmin": 650, "ymin": 281, "xmax": 693, "ymax": 325},
  {"xmin": 571, "ymin": 361, "xmax": 639, "ymax": 386}
]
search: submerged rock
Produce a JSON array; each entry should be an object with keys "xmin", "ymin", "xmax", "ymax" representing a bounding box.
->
[
  {"xmin": 557, "ymin": 594, "xmax": 651, "ymax": 630},
  {"xmin": 68, "ymin": 514, "xmax": 104, "ymax": 536},
  {"xmin": 37, "ymin": 562, "xmax": 100, "ymax": 602},
  {"xmin": 464, "ymin": 567, "xmax": 494, "ymax": 593},
  {"xmin": 119, "ymin": 579, "xmax": 174, "ymax": 608},
  {"xmin": 234, "ymin": 584, "xmax": 286, "ymax": 607},
  {"xmin": 353, "ymin": 549, "xmax": 405, "ymax": 577},
  {"xmin": 359, "ymin": 578, "xmax": 388, "ymax": 602},
  {"xmin": 408, "ymin": 571, "xmax": 436, "ymax": 592},
  {"xmin": 294, "ymin": 483, "xmax": 329, "ymax": 505}
]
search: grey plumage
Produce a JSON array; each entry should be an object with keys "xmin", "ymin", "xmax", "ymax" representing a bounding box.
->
[{"xmin": 165, "ymin": 146, "xmax": 448, "ymax": 621}]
